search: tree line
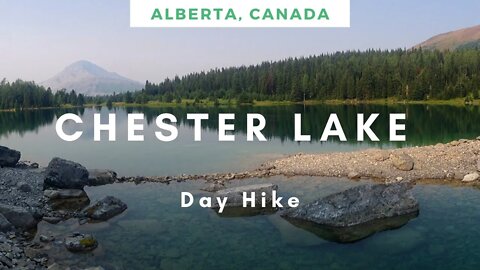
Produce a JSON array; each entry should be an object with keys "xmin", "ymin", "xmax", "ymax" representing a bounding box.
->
[
  {"xmin": 2, "ymin": 48, "xmax": 480, "ymax": 110},
  {"xmin": 110, "ymin": 48, "xmax": 480, "ymax": 104},
  {"xmin": 0, "ymin": 79, "xmax": 92, "ymax": 110}
]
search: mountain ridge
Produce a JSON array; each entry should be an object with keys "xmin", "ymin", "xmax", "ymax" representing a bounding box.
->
[{"xmin": 415, "ymin": 24, "xmax": 480, "ymax": 51}]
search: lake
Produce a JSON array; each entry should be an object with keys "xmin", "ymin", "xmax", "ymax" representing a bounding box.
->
[
  {"xmin": 1, "ymin": 104, "xmax": 480, "ymax": 176},
  {"xmin": 1, "ymin": 104, "xmax": 480, "ymax": 269}
]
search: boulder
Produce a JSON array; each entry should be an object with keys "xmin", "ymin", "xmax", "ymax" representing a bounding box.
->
[
  {"xmin": 0, "ymin": 203, "xmax": 38, "ymax": 229},
  {"xmin": 88, "ymin": 169, "xmax": 117, "ymax": 186},
  {"xmin": 281, "ymin": 183, "xmax": 419, "ymax": 228},
  {"xmin": 64, "ymin": 233, "xmax": 98, "ymax": 252},
  {"xmin": 0, "ymin": 146, "xmax": 21, "ymax": 167},
  {"xmin": 284, "ymin": 211, "xmax": 418, "ymax": 243},
  {"xmin": 390, "ymin": 153, "xmax": 414, "ymax": 171},
  {"xmin": 83, "ymin": 196, "xmax": 127, "ymax": 221},
  {"xmin": 0, "ymin": 213, "xmax": 13, "ymax": 232},
  {"xmin": 212, "ymin": 183, "xmax": 278, "ymax": 208},
  {"xmin": 477, "ymin": 158, "xmax": 480, "ymax": 172},
  {"xmin": 462, "ymin": 172, "xmax": 479, "ymax": 182},
  {"xmin": 44, "ymin": 158, "xmax": 89, "ymax": 189}
]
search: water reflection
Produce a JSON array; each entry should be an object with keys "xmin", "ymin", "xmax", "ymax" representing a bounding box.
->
[
  {"xmin": 1, "ymin": 104, "xmax": 478, "ymax": 176},
  {"xmin": 283, "ymin": 211, "xmax": 419, "ymax": 243},
  {"xmin": 1, "ymin": 105, "xmax": 479, "ymax": 145}
]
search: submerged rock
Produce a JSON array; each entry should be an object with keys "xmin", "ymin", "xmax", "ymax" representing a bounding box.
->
[
  {"xmin": 462, "ymin": 172, "xmax": 479, "ymax": 182},
  {"xmin": 0, "ymin": 203, "xmax": 38, "ymax": 229},
  {"xmin": 215, "ymin": 206, "xmax": 278, "ymax": 217},
  {"xmin": 0, "ymin": 146, "xmax": 21, "ymax": 167},
  {"xmin": 44, "ymin": 189, "xmax": 87, "ymax": 200},
  {"xmin": 284, "ymin": 211, "xmax": 419, "ymax": 243},
  {"xmin": 212, "ymin": 183, "xmax": 278, "ymax": 208},
  {"xmin": 281, "ymin": 183, "xmax": 419, "ymax": 228},
  {"xmin": 44, "ymin": 157, "xmax": 89, "ymax": 190},
  {"xmin": 44, "ymin": 189, "xmax": 90, "ymax": 210},
  {"xmin": 88, "ymin": 169, "xmax": 117, "ymax": 186},
  {"xmin": 64, "ymin": 233, "xmax": 98, "ymax": 252},
  {"xmin": 267, "ymin": 215, "xmax": 324, "ymax": 247},
  {"xmin": 212, "ymin": 183, "xmax": 279, "ymax": 217},
  {"xmin": 391, "ymin": 153, "xmax": 414, "ymax": 171},
  {"xmin": 83, "ymin": 196, "xmax": 127, "ymax": 221}
]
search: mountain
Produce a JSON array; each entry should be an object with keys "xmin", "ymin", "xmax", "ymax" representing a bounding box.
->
[
  {"xmin": 415, "ymin": 24, "xmax": 480, "ymax": 51},
  {"xmin": 41, "ymin": 60, "xmax": 143, "ymax": 96}
]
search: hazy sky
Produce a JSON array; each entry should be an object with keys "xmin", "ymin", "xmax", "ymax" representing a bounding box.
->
[{"xmin": 0, "ymin": 0, "xmax": 479, "ymax": 83}]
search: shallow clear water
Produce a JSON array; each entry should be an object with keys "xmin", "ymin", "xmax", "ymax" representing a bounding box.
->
[{"xmin": 37, "ymin": 177, "xmax": 480, "ymax": 270}]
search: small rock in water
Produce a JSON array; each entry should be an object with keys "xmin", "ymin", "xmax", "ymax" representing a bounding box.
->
[
  {"xmin": 390, "ymin": 153, "xmax": 414, "ymax": 171},
  {"xmin": 64, "ymin": 233, "xmax": 98, "ymax": 252},
  {"xmin": 44, "ymin": 189, "xmax": 88, "ymax": 200},
  {"xmin": 83, "ymin": 196, "xmax": 127, "ymax": 221},
  {"xmin": 386, "ymin": 177, "xmax": 404, "ymax": 184},
  {"xmin": 347, "ymin": 172, "xmax": 361, "ymax": 179},
  {"xmin": 462, "ymin": 172, "xmax": 479, "ymax": 182},
  {"xmin": 445, "ymin": 171, "xmax": 455, "ymax": 179},
  {"xmin": 39, "ymin": 235, "xmax": 54, "ymax": 243},
  {"xmin": 88, "ymin": 169, "xmax": 117, "ymax": 186}
]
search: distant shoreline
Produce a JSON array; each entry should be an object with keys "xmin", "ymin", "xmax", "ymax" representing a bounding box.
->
[
  {"xmin": 99, "ymin": 97, "xmax": 480, "ymax": 108},
  {"xmin": 0, "ymin": 98, "xmax": 478, "ymax": 112}
]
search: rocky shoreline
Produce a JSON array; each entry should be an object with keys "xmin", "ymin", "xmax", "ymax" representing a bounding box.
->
[
  {"xmin": 1, "ymin": 137, "xmax": 480, "ymax": 268},
  {"xmin": 1, "ymin": 148, "xmax": 127, "ymax": 269},
  {"xmin": 115, "ymin": 137, "xmax": 480, "ymax": 187},
  {"xmin": 261, "ymin": 137, "xmax": 480, "ymax": 185}
]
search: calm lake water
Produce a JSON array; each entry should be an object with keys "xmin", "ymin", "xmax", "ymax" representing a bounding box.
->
[
  {"xmin": 1, "ymin": 104, "xmax": 479, "ymax": 176},
  {"xmin": 1, "ymin": 104, "xmax": 480, "ymax": 269}
]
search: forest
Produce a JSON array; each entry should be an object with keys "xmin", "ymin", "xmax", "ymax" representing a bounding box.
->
[
  {"xmin": 0, "ymin": 79, "xmax": 90, "ymax": 110},
  {"xmin": 2, "ymin": 48, "xmax": 480, "ymax": 110},
  {"xmin": 110, "ymin": 48, "xmax": 480, "ymax": 104}
]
